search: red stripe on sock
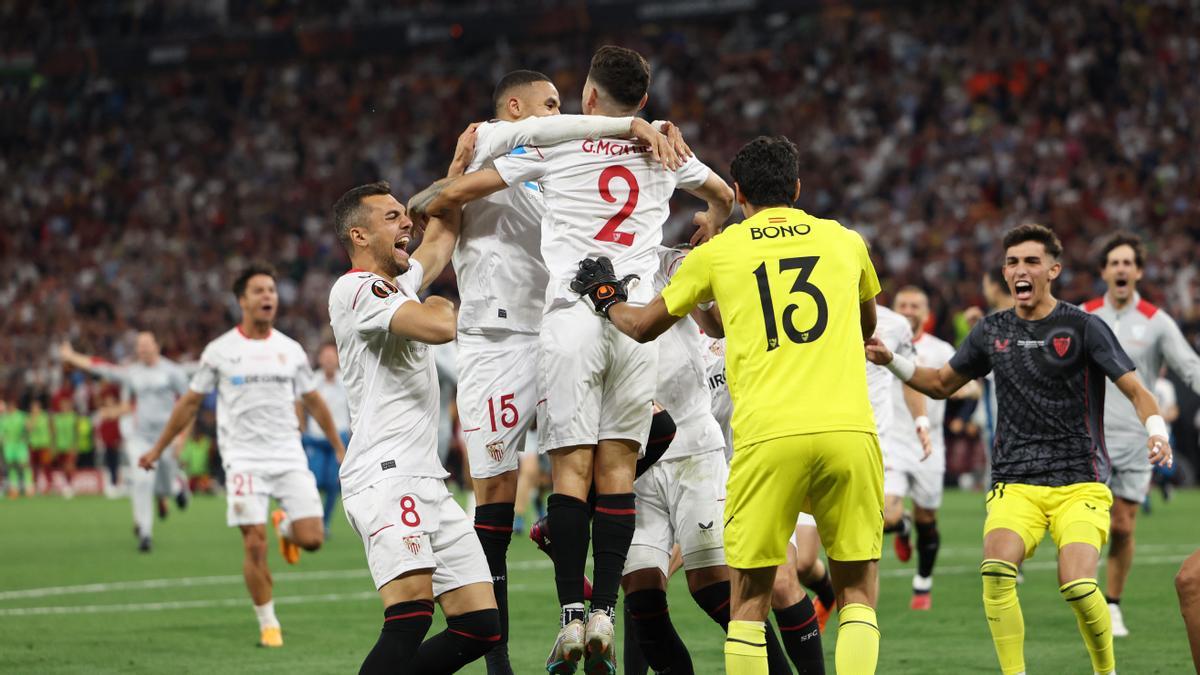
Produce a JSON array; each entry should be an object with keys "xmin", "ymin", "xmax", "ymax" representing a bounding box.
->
[
  {"xmin": 369, "ymin": 524, "xmax": 394, "ymax": 537},
  {"xmin": 779, "ymin": 613, "xmax": 818, "ymax": 631},
  {"xmin": 385, "ymin": 610, "xmax": 433, "ymax": 622},
  {"xmin": 594, "ymin": 507, "xmax": 636, "ymax": 516},
  {"xmin": 474, "ymin": 523, "xmax": 514, "ymax": 533},
  {"xmin": 712, "ymin": 598, "xmax": 730, "ymax": 613},
  {"xmin": 449, "ymin": 629, "xmax": 502, "ymax": 642}
]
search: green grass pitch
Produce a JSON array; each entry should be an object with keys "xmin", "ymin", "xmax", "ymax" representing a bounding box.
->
[{"xmin": 1, "ymin": 488, "xmax": 1194, "ymax": 673}]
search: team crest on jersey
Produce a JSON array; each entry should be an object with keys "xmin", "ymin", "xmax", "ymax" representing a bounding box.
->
[
  {"xmin": 1052, "ymin": 336, "xmax": 1072, "ymax": 357},
  {"xmin": 486, "ymin": 440, "xmax": 506, "ymax": 462},
  {"xmin": 994, "ymin": 339, "xmax": 1010, "ymax": 353},
  {"xmin": 402, "ymin": 535, "xmax": 422, "ymax": 556},
  {"xmin": 371, "ymin": 279, "xmax": 399, "ymax": 299}
]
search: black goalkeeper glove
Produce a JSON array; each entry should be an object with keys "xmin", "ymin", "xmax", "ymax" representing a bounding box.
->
[{"xmin": 570, "ymin": 256, "xmax": 638, "ymax": 317}]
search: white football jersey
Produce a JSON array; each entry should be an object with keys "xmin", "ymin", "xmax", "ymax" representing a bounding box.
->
[
  {"xmin": 866, "ymin": 305, "xmax": 915, "ymax": 439},
  {"xmin": 889, "ymin": 331, "xmax": 956, "ymax": 469},
  {"xmin": 309, "ymin": 371, "xmax": 351, "ymax": 436},
  {"xmin": 652, "ymin": 248, "xmax": 726, "ymax": 461},
  {"xmin": 328, "ymin": 260, "xmax": 447, "ymax": 497},
  {"xmin": 492, "ymin": 136, "xmax": 712, "ymax": 311},
  {"xmin": 455, "ymin": 115, "xmax": 640, "ymax": 334},
  {"xmin": 703, "ymin": 337, "xmax": 734, "ymax": 461},
  {"xmin": 189, "ymin": 328, "xmax": 317, "ymax": 472}
]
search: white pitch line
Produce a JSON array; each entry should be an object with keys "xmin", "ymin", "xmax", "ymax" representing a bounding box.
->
[
  {"xmin": 0, "ymin": 560, "xmax": 555, "ymax": 602},
  {"xmin": 0, "ymin": 556, "xmax": 1188, "ymax": 618}
]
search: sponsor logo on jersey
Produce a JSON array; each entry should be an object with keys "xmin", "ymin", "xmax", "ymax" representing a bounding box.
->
[
  {"xmin": 380, "ymin": 459, "xmax": 396, "ymax": 471},
  {"xmin": 698, "ymin": 521, "xmax": 714, "ymax": 530},
  {"xmin": 403, "ymin": 535, "xmax": 422, "ymax": 556},
  {"xmin": 371, "ymin": 279, "xmax": 399, "ymax": 299},
  {"xmin": 230, "ymin": 374, "xmax": 292, "ymax": 386},
  {"xmin": 486, "ymin": 440, "xmax": 506, "ymax": 462}
]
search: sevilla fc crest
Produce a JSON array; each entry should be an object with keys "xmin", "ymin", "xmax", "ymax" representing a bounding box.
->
[
  {"xmin": 1052, "ymin": 336, "xmax": 1071, "ymax": 357},
  {"xmin": 486, "ymin": 440, "xmax": 506, "ymax": 462},
  {"xmin": 403, "ymin": 535, "xmax": 422, "ymax": 556},
  {"xmin": 994, "ymin": 339, "xmax": 1010, "ymax": 353}
]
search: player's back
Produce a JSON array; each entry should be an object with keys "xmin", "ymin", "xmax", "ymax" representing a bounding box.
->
[
  {"xmin": 493, "ymin": 137, "xmax": 712, "ymax": 310},
  {"xmin": 454, "ymin": 121, "xmax": 549, "ymax": 335},
  {"xmin": 698, "ymin": 207, "xmax": 878, "ymax": 447}
]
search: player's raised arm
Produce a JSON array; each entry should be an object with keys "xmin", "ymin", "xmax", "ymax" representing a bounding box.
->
[
  {"xmin": 59, "ymin": 342, "xmax": 127, "ymax": 384},
  {"xmin": 682, "ymin": 171, "xmax": 734, "ymax": 244},
  {"xmin": 1160, "ymin": 313, "xmax": 1200, "ymax": 392},
  {"xmin": 407, "ymin": 206, "xmax": 461, "ymax": 292}
]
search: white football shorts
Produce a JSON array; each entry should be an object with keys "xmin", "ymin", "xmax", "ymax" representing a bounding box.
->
[
  {"xmin": 456, "ymin": 332, "xmax": 539, "ymax": 479},
  {"xmin": 225, "ymin": 465, "xmax": 323, "ymax": 527},
  {"xmin": 343, "ymin": 476, "xmax": 491, "ymax": 595},
  {"xmin": 624, "ymin": 450, "xmax": 727, "ymax": 576},
  {"xmin": 537, "ymin": 301, "xmax": 657, "ymax": 453}
]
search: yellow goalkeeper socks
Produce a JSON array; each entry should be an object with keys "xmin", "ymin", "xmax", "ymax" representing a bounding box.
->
[
  {"xmin": 724, "ymin": 620, "xmax": 768, "ymax": 675},
  {"xmin": 835, "ymin": 603, "xmax": 879, "ymax": 674},
  {"xmin": 1060, "ymin": 578, "xmax": 1115, "ymax": 674},
  {"xmin": 981, "ymin": 559, "xmax": 1025, "ymax": 674}
]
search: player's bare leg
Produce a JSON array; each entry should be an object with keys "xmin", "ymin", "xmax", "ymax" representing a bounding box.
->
[
  {"xmin": 769, "ymin": 544, "xmax": 825, "ymax": 673},
  {"xmin": 271, "ymin": 512, "xmax": 323, "ymax": 565},
  {"xmin": 726, "ymin": 565, "xmax": 776, "ymax": 674},
  {"xmin": 911, "ymin": 505, "xmax": 940, "ymax": 610},
  {"xmin": 239, "ymin": 524, "xmax": 281, "ymax": 647},
  {"xmin": 827, "ymin": 557, "xmax": 881, "ymax": 674},
  {"xmin": 1059, "ymin": 541, "xmax": 1114, "ymax": 675},
  {"xmin": 792, "ymin": 524, "xmax": 836, "ymax": 630},
  {"xmin": 981, "ymin": 528, "xmax": 1026, "ymax": 674},
  {"xmin": 473, "ymin": 469, "xmax": 519, "ymax": 675},
  {"xmin": 1175, "ymin": 549, "xmax": 1200, "ymax": 672},
  {"xmin": 1104, "ymin": 497, "xmax": 1139, "ymax": 636},
  {"xmin": 883, "ymin": 493, "xmax": 912, "ymax": 562},
  {"xmin": 515, "ymin": 452, "xmax": 541, "ymax": 531}
]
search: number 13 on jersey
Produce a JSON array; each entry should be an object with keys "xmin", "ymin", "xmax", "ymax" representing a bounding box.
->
[{"xmin": 753, "ymin": 256, "xmax": 828, "ymax": 351}]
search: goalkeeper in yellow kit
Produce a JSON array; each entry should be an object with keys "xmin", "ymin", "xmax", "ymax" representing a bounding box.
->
[{"xmin": 569, "ymin": 135, "xmax": 885, "ymax": 674}]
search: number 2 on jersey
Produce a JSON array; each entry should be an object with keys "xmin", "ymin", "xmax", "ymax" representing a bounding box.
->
[
  {"xmin": 594, "ymin": 166, "xmax": 639, "ymax": 246},
  {"xmin": 753, "ymin": 256, "xmax": 828, "ymax": 351}
]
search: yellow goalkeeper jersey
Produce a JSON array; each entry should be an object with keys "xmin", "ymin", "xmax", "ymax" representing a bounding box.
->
[{"xmin": 662, "ymin": 206, "xmax": 880, "ymax": 447}]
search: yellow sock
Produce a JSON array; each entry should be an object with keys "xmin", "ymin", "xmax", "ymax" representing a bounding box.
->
[
  {"xmin": 835, "ymin": 603, "xmax": 880, "ymax": 674},
  {"xmin": 981, "ymin": 559, "xmax": 1025, "ymax": 675},
  {"xmin": 1060, "ymin": 578, "xmax": 1115, "ymax": 674},
  {"xmin": 725, "ymin": 620, "xmax": 768, "ymax": 675}
]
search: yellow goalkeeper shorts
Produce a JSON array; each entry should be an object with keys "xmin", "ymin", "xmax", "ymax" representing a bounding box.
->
[
  {"xmin": 983, "ymin": 481, "xmax": 1112, "ymax": 558},
  {"xmin": 723, "ymin": 431, "xmax": 884, "ymax": 568}
]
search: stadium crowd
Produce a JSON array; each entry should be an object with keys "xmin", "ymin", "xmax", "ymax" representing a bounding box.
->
[{"xmin": 2, "ymin": 0, "xmax": 1199, "ymax": 475}]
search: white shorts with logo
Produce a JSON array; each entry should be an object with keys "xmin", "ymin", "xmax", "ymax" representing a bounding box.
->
[
  {"xmin": 224, "ymin": 465, "xmax": 323, "ymax": 527},
  {"xmin": 624, "ymin": 450, "xmax": 727, "ymax": 576},
  {"xmin": 538, "ymin": 301, "xmax": 657, "ymax": 453},
  {"xmin": 343, "ymin": 476, "xmax": 491, "ymax": 594},
  {"xmin": 457, "ymin": 332, "xmax": 539, "ymax": 479},
  {"xmin": 883, "ymin": 451, "xmax": 945, "ymax": 510},
  {"xmin": 1108, "ymin": 442, "xmax": 1153, "ymax": 503}
]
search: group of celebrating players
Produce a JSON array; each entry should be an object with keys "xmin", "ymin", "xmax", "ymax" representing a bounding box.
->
[{"xmin": 117, "ymin": 44, "xmax": 1200, "ymax": 674}]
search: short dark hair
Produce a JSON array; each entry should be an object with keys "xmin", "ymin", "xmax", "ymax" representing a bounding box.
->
[
  {"xmin": 493, "ymin": 70, "xmax": 552, "ymax": 115},
  {"xmin": 1098, "ymin": 231, "xmax": 1145, "ymax": 270},
  {"xmin": 333, "ymin": 181, "xmax": 392, "ymax": 250},
  {"xmin": 587, "ymin": 46, "xmax": 650, "ymax": 108},
  {"xmin": 1002, "ymin": 223, "xmax": 1063, "ymax": 259},
  {"xmin": 730, "ymin": 136, "xmax": 800, "ymax": 207},
  {"xmin": 232, "ymin": 261, "xmax": 277, "ymax": 299},
  {"xmin": 986, "ymin": 266, "xmax": 1011, "ymax": 296}
]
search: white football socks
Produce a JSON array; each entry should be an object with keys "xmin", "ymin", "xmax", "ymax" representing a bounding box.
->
[{"xmin": 254, "ymin": 600, "xmax": 280, "ymax": 630}]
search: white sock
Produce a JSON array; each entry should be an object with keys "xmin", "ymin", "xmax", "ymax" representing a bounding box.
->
[
  {"xmin": 912, "ymin": 574, "xmax": 933, "ymax": 593},
  {"xmin": 278, "ymin": 513, "xmax": 293, "ymax": 540},
  {"xmin": 254, "ymin": 600, "xmax": 280, "ymax": 630}
]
